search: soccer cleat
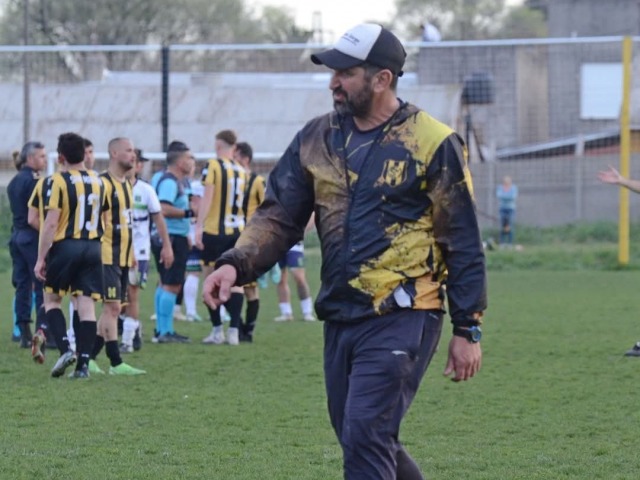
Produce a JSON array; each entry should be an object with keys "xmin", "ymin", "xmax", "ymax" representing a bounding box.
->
[
  {"xmin": 624, "ymin": 341, "xmax": 640, "ymax": 357},
  {"xmin": 174, "ymin": 311, "xmax": 188, "ymax": 322},
  {"xmin": 303, "ymin": 314, "xmax": 317, "ymax": 322},
  {"xmin": 274, "ymin": 314, "xmax": 294, "ymax": 322},
  {"xmin": 227, "ymin": 328, "xmax": 240, "ymax": 346},
  {"xmin": 202, "ymin": 329, "xmax": 225, "ymax": 345},
  {"xmin": 11, "ymin": 333, "xmax": 21, "ymax": 343},
  {"xmin": 150, "ymin": 313, "xmax": 157, "ymax": 321},
  {"xmin": 68, "ymin": 365, "xmax": 90, "ymax": 379},
  {"xmin": 51, "ymin": 350, "xmax": 77, "ymax": 378},
  {"xmin": 120, "ymin": 343, "xmax": 133, "ymax": 354},
  {"xmin": 109, "ymin": 362, "xmax": 147, "ymax": 375},
  {"xmin": 151, "ymin": 329, "xmax": 160, "ymax": 344},
  {"xmin": 31, "ymin": 329, "xmax": 46, "ymax": 364},
  {"xmin": 88, "ymin": 359, "xmax": 105, "ymax": 375},
  {"xmin": 156, "ymin": 332, "xmax": 191, "ymax": 344},
  {"xmin": 186, "ymin": 312, "xmax": 203, "ymax": 322},
  {"xmin": 133, "ymin": 326, "xmax": 142, "ymax": 351}
]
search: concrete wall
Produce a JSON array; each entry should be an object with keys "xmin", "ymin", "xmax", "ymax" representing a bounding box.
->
[
  {"xmin": 0, "ymin": 78, "xmax": 461, "ymax": 156},
  {"xmin": 548, "ymin": 0, "xmax": 640, "ymax": 37}
]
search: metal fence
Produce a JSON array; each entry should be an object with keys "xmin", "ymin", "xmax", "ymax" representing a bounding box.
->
[{"xmin": 0, "ymin": 37, "xmax": 637, "ymax": 227}]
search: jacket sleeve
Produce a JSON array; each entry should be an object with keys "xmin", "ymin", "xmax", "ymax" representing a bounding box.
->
[
  {"xmin": 216, "ymin": 133, "xmax": 315, "ymax": 285},
  {"xmin": 427, "ymin": 134, "xmax": 487, "ymax": 326}
]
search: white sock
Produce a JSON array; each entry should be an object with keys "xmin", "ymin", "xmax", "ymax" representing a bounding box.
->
[
  {"xmin": 300, "ymin": 297, "xmax": 313, "ymax": 316},
  {"xmin": 184, "ymin": 275, "xmax": 199, "ymax": 317},
  {"xmin": 214, "ymin": 325, "xmax": 223, "ymax": 334},
  {"xmin": 68, "ymin": 303, "xmax": 75, "ymax": 334},
  {"xmin": 122, "ymin": 316, "xmax": 137, "ymax": 347},
  {"xmin": 279, "ymin": 302, "xmax": 293, "ymax": 316}
]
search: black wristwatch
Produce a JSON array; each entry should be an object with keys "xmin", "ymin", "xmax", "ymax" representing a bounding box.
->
[{"xmin": 453, "ymin": 325, "xmax": 482, "ymax": 343}]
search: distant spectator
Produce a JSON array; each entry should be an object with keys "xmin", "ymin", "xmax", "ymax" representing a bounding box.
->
[
  {"xmin": 496, "ymin": 176, "xmax": 518, "ymax": 247},
  {"xmin": 421, "ymin": 20, "xmax": 442, "ymax": 42}
]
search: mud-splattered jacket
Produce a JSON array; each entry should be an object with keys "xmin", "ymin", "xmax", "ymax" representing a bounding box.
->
[{"xmin": 217, "ymin": 102, "xmax": 487, "ymax": 325}]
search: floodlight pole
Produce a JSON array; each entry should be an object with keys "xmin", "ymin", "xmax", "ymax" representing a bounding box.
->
[{"xmin": 22, "ymin": 0, "xmax": 31, "ymax": 143}]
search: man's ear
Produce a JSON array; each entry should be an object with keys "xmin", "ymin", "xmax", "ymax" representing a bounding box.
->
[{"xmin": 372, "ymin": 70, "xmax": 393, "ymax": 92}]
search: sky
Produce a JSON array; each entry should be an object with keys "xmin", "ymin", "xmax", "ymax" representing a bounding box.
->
[{"xmin": 249, "ymin": 0, "xmax": 396, "ymax": 43}]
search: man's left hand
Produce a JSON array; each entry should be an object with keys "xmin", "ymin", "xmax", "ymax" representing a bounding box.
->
[{"xmin": 443, "ymin": 336, "xmax": 482, "ymax": 382}]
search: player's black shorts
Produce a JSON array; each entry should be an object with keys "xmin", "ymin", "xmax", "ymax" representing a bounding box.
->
[
  {"xmin": 45, "ymin": 239, "xmax": 103, "ymax": 300},
  {"xmin": 152, "ymin": 234, "xmax": 189, "ymax": 286},
  {"xmin": 201, "ymin": 232, "xmax": 240, "ymax": 267},
  {"xmin": 103, "ymin": 264, "xmax": 129, "ymax": 304}
]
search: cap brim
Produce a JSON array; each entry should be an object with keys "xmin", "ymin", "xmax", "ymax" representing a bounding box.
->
[
  {"xmin": 139, "ymin": 156, "xmax": 150, "ymax": 162},
  {"xmin": 311, "ymin": 49, "xmax": 363, "ymax": 70}
]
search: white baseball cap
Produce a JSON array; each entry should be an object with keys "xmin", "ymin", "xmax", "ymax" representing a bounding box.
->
[{"xmin": 311, "ymin": 23, "xmax": 406, "ymax": 76}]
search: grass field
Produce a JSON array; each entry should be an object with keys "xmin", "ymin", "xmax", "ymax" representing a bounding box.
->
[{"xmin": 2, "ymin": 244, "xmax": 640, "ymax": 479}]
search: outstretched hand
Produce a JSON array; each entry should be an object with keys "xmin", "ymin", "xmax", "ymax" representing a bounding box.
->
[
  {"xmin": 443, "ymin": 336, "xmax": 482, "ymax": 382},
  {"xmin": 202, "ymin": 264, "xmax": 237, "ymax": 310},
  {"xmin": 597, "ymin": 165, "xmax": 623, "ymax": 185}
]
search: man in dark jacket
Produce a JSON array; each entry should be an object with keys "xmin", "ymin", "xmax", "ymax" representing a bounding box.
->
[
  {"xmin": 7, "ymin": 141, "xmax": 47, "ymax": 349},
  {"xmin": 203, "ymin": 23, "xmax": 487, "ymax": 480}
]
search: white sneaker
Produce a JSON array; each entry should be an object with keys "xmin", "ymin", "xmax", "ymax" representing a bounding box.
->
[
  {"xmin": 202, "ymin": 329, "xmax": 225, "ymax": 345},
  {"xmin": 174, "ymin": 311, "xmax": 188, "ymax": 322},
  {"xmin": 227, "ymin": 328, "xmax": 239, "ymax": 346},
  {"xmin": 303, "ymin": 314, "xmax": 317, "ymax": 322},
  {"xmin": 274, "ymin": 314, "xmax": 294, "ymax": 322},
  {"xmin": 150, "ymin": 313, "xmax": 157, "ymax": 321}
]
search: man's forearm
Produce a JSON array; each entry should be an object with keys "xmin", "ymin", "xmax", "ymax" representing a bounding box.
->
[{"xmin": 620, "ymin": 177, "xmax": 640, "ymax": 194}]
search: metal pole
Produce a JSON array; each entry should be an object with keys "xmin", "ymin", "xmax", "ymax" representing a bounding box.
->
[
  {"xmin": 161, "ymin": 45, "xmax": 170, "ymax": 152},
  {"xmin": 619, "ymin": 36, "xmax": 632, "ymax": 266},
  {"xmin": 22, "ymin": 0, "xmax": 31, "ymax": 143}
]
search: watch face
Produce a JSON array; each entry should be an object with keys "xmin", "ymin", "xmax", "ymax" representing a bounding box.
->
[{"xmin": 469, "ymin": 327, "xmax": 482, "ymax": 342}]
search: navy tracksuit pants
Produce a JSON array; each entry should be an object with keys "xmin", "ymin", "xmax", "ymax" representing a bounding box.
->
[
  {"xmin": 324, "ymin": 309, "xmax": 443, "ymax": 480},
  {"xmin": 10, "ymin": 229, "xmax": 43, "ymax": 325}
]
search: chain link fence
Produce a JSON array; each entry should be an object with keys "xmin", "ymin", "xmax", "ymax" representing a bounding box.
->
[{"xmin": 0, "ymin": 37, "xmax": 638, "ymax": 227}]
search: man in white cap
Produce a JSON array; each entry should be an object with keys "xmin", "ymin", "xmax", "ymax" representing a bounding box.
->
[{"xmin": 203, "ymin": 23, "xmax": 487, "ymax": 479}]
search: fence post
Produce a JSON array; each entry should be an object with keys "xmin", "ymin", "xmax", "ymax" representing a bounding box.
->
[
  {"xmin": 575, "ymin": 135, "xmax": 584, "ymax": 222},
  {"xmin": 619, "ymin": 36, "xmax": 632, "ymax": 266},
  {"xmin": 161, "ymin": 45, "xmax": 170, "ymax": 152}
]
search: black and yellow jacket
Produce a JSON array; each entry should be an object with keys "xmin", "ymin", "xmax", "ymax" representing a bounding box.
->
[{"xmin": 217, "ymin": 102, "xmax": 487, "ymax": 325}]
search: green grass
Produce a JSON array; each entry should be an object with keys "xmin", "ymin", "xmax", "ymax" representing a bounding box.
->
[{"xmin": 2, "ymin": 247, "xmax": 640, "ymax": 478}]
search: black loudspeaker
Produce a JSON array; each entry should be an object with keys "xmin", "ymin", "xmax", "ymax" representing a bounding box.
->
[{"xmin": 462, "ymin": 72, "xmax": 495, "ymax": 105}]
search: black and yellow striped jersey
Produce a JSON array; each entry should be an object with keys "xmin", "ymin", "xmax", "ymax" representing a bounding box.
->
[
  {"xmin": 44, "ymin": 169, "xmax": 106, "ymax": 242},
  {"xmin": 242, "ymin": 172, "xmax": 266, "ymax": 221},
  {"xmin": 101, "ymin": 172, "xmax": 134, "ymax": 267},
  {"xmin": 28, "ymin": 176, "xmax": 48, "ymax": 229},
  {"xmin": 202, "ymin": 157, "xmax": 247, "ymax": 236}
]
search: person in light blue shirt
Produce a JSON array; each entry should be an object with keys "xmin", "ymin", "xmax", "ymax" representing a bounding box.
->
[
  {"xmin": 151, "ymin": 141, "xmax": 195, "ymax": 343},
  {"xmin": 496, "ymin": 175, "xmax": 518, "ymax": 246}
]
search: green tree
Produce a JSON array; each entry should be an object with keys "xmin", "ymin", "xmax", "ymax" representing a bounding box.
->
[
  {"xmin": 495, "ymin": 5, "xmax": 547, "ymax": 39},
  {"xmin": 0, "ymin": 0, "xmax": 313, "ymax": 80},
  {"xmin": 394, "ymin": 0, "xmax": 507, "ymax": 40}
]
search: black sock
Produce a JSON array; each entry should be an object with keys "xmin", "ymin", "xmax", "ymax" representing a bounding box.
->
[
  {"xmin": 208, "ymin": 305, "xmax": 222, "ymax": 327},
  {"xmin": 105, "ymin": 340, "xmax": 122, "ymax": 368},
  {"xmin": 245, "ymin": 299, "xmax": 259, "ymax": 336},
  {"xmin": 176, "ymin": 285, "xmax": 184, "ymax": 307},
  {"xmin": 76, "ymin": 321, "xmax": 97, "ymax": 371},
  {"xmin": 91, "ymin": 335, "xmax": 105, "ymax": 360},
  {"xmin": 72, "ymin": 310, "xmax": 80, "ymax": 338},
  {"xmin": 36, "ymin": 306, "xmax": 47, "ymax": 332},
  {"xmin": 45, "ymin": 308, "xmax": 69, "ymax": 355},
  {"xmin": 225, "ymin": 293, "xmax": 244, "ymax": 329}
]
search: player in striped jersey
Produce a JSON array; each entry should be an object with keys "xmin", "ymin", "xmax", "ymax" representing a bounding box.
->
[
  {"xmin": 34, "ymin": 132, "xmax": 107, "ymax": 378},
  {"xmin": 195, "ymin": 130, "xmax": 247, "ymax": 346},
  {"xmin": 234, "ymin": 141, "xmax": 265, "ymax": 342},
  {"xmin": 89, "ymin": 138, "xmax": 146, "ymax": 376}
]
